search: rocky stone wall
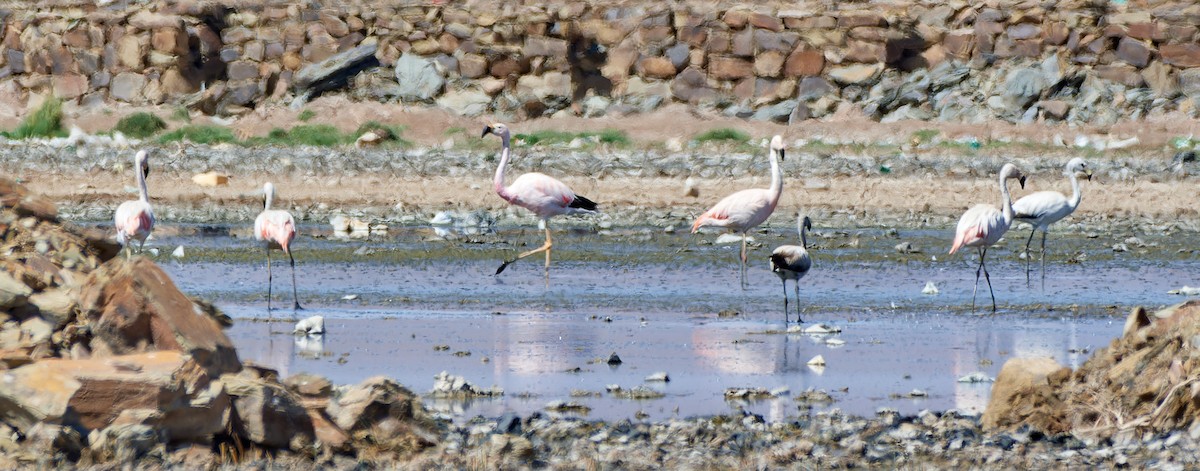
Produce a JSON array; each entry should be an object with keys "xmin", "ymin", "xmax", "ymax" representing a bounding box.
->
[{"xmin": 4, "ymin": 0, "xmax": 1200, "ymax": 126}]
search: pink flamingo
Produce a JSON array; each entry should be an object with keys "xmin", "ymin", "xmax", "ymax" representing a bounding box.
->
[
  {"xmin": 482, "ymin": 123, "xmax": 598, "ymax": 277},
  {"xmin": 114, "ymin": 150, "xmax": 154, "ymax": 258},
  {"xmin": 949, "ymin": 163, "xmax": 1027, "ymax": 311},
  {"xmin": 692, "ymin": 135, "xmax": 786, "ymax": 290},
  {"xmin": 255, "ymin": 182, "xmax": 302, "ymax": 312}
]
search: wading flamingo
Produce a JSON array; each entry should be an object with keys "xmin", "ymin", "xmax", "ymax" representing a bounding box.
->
[
  {"xmin": 1011, "ymin": 157, "xmax": 1092, "ymax": 279},
  {"xmin": 482, "ymin": 123, "xmax": 598, "ymax": 278},
  {"xmin": 770, "ymin": 213, "xmax": 812, "ymax": 323},
  {"xmin": 693, "ymin": 135, "xmax": 786, "ymax": 290},
  {"xmin": 114, "ymin": 150, "xmax": 154, "ymax": 258},
  {"xmin": 949, "ymin": 163, "xmax": 1026, "ymax": 312},
  {"xmin": 255, "ymin": 182, "xmax": 302, "ymax": 312}
]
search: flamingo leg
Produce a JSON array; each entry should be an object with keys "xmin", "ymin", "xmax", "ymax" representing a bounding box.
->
[
  {"xmin": 981, "ymin": 247, "xmax": 996, "ymax": 312},
  {"xmin": 971, "ymin": 247, "xmax": 984, "ymax": 312},
  {"xmin": 265, "ymin": 247, "xmax": 273, "ymax": 313},
  {"xmin": 288, "ymin": 250, "xmax": 303, "ymax": 311},
  {"xmin": 739, "ymin": 233, "xmax": 748, "ymax": 290},
  {"xmin": 780, "ymin": 279, "xmax": 789, "ymax": 324},
  {"xmin": 1039, "ymin": 230, "xmax": 1048, "ymax": 283},
  {"xmin": 1023, "ymin": 227, "xmax": 1037, "ymax": 278},
  {"xmin": 496, "ymin": 223, "xmax": 554, "ymax": 275},
  {"xmin": 138, "ymin": 238, "xmax": 146, "ymax": 256},
  {"xmin": 794, "ymin": 281, "xmax": 804, "ymax": 324}
]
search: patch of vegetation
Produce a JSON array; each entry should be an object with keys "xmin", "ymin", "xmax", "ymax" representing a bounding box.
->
[
  {"xmin": 171, "ymin": 107, "xmax": 192, "ymax": 123},
  {"xmin": 353, "ymin": 121, "xmax": 411, "ymax": 147},
  {"xmin": 297, "ymin": 109, "xmax": 315, "ymax": 122},
  {"xmin": 249, "ymin": 124, "xmax": 347, "ymax": 147},
  {"xmin": 514, "ymin": 128, "xmax": 631, "ymax": 147},
  {"xmin": 113, "ymin": 112, "xmax": 167, "ymax": 138},
  {"xmin": 444, "ymin": 126, "xmax": 466, "ymax": 136},
  {"xmin": 158, "ymin": 125, "xmax": 239, "ymax": 145},
  {"xmin": 695, "ymin": 128, "xmax": 750, "ymax": 143},
  {"xmin": 4, "ymin": 98, "xmax": 65, "ymax": 139},
  {"xmin": 910, "ymin": 129, "xmax": 939, "ymax": 145}
]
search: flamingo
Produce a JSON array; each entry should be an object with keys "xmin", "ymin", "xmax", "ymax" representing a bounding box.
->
[
  {"xmin": 949, "ymin": 163, "xmax": 1027, "ymax": 312},
  {"xmin": 770, "ymin": 213, "xmax": 812, "ymax": 323},
  {"xmin": 255, "ymin": 182, "xmax": 302, "ymax": 312},
  {"xmin": 692, "ymin": 135, "xmax": 786, "ymax": 290},
  {"xmin": 1011, "ymin": 157, "xmax": 1092, "ymax": 279},
  {"xmin": 114, "ymin": 150, "xmax": 154, "ymax": 258},
  {"xmin": 482, "ymin": 123, "xmax": 598, "ymax": 278}
]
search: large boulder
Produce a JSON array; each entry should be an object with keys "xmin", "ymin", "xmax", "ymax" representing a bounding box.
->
[
  {"xmin": 77, "ymin": 258, "xmax": 241, "ymax": 376},
  {"xmin": 0, "ymin": 351, "xmax": 229, "ymax": 440},
  {"xmin": 220, "ymin": 372, "xmax": 314, "ymax": 450},
  {"xmin": 292, "ymin": 42, "xmax": 379, "ymax": 96},
  {"xmin": 394, "ymin": 52, "xmax": 445, "ymax": 102},
  {"xmin": 327, "ymin": 376, "xmax": 436, "ymax": 452}
]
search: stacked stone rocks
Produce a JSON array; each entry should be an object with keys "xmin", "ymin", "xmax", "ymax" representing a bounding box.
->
[{"xmin": 2, "ymin": 0, "xmax": 1199, "ymax": 124}]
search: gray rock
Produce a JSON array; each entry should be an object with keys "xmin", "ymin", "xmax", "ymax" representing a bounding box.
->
[
  {"xmin": 109, "ymin": 73, "xmax": 147, "ymax": 102},
  {"xmin": 88, "ymin": 424, "xmax": 157, "ymax": 463},
  {"xmin": 797, "ymin": 77, "xmax": 837, "ymax": 101},
  {"xmin": 1180, "ymin": 68, "xmax": 1200, "ymax": 99},
  {"xmin": 752, "ymin": 100, "xmax": 796, "ymax": 123},
  {"xmin": 1001, "ymin": 67, "xmax": 1049, "ymax": 113},
  {"xmin": 293, "ymin": 42, "xmax": 380, "ymax": 97},
  {"xmin": 582, "ymin": 95, "xmax": 610, "ymax": 118},
  {"xmin": 394, "ymin": 52, "xmax": 445, "ymax": 102},
  {"xmin": 664, "ymin": 43, "xmax": 690, "ymax": 70}
]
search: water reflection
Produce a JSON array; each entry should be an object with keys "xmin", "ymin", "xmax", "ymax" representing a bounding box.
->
[{"xmin": 225, "ymin": 306, "xmax": 1117, "ymax": 423}]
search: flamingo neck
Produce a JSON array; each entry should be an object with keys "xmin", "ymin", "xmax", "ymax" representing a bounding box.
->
[
  {"xmin": 264, "ymin": 191, "xmax": 274, "ymax": 211},
  {"xmin": 767, "ymin": 146, "xmax": 783, "ymax": 204},
  {"xmin": 799, "ymin": 221, "xmax": 808, "ymax": 250},
  {"xmin": 136, "ymin": 162, "xmax": 149, "ymax": 202},
  {"xmin": 1067, "ymin": 172, "xmax": 1082, "ymax": 210},
  {"xmin": 999, "ymin": 172, "xmax": 1014, "ymax": 224},
  {"xmin": 493, "ymin": 134, "xmax": 513, "ymax": 201}
]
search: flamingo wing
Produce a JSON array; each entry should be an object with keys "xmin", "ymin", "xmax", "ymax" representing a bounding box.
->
[
  {"xmin": 506, "ymin": 172, "xmax": 586, "ymax": 215},
  {"xmin": 950, "ymin": 204, "xmax": 1003, "ymax": 254},
  {"xmin": 114, "ymin": 200, "xmax": 154, "ymax": 244},
  {"xmin": 692, "ymin": 189, "xmax": 774, "ymax": 232},
  {"xmin": 255, "ymin": 210, "xmax": 297, "ymax": 251},
  {"xmin": 1012, "ymin": 191, "xmax": 1069, "ymax": 224}
]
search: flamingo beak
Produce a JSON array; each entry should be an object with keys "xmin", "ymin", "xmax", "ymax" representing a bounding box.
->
[
  {"xmin": 481, "ymin": 126, "xmax": 493, "ymax": 138},
  {"xmin": 779, "ymin": 149, "xmax": 786, "ymax": 161},
  {"xmin": 1083, "ymin": 170, "xmax": 1093, "ymax": 181},
  {"xmin": 1018, "ymin": 176, "xmax": 1027, "ymax": 189},
  {"xmin": 141, "ymin": 162, "xmax": 150, "ymax": 179}
]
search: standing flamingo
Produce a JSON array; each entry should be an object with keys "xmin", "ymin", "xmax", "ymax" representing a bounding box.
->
[
  {"xmin": 482, "ymin": 123, "xmax": 598, "ymax": 278},
  {"xmin": 255, "ymin": 182, "xmax": 302, "ymax": 312},
  {"xmin": 949, "ymin": 163, "xmax": 1027, "ymax": 311},
  {"xmin": 114, "ymin": 150, "xmax": 154, "ymax": 258},
  {"xmin": 1011, "ymin": 157, "xmax": 1092, "ymax": 279},
  {"xmin": 770, "ymin": 213, "xmax": 812, "ymax": 323},
  {"xmin": 692, "ymin": 135, "xmax": 786, "ymax": 290}
]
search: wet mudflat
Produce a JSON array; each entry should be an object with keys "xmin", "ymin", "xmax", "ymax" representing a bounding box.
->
[{"xmin": 145, "ymin": 222, "xmax": 1199, "ymax": 422}]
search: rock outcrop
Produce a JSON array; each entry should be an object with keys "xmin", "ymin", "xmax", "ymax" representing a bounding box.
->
[
  {"xmin": 0, "ymin": 177, "xmax": 436, "ymax": 466},
  {"xmin": 985, "ymin": 300, "xmax": 1200, "ymax": 440}
]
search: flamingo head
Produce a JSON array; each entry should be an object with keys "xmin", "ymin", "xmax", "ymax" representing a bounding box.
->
[
  {"xmin": 482, "ymin": 123, "xmax": 509, "ymax": 139},
  {"xmin": 135, "ymin": 150, "xmax": 150, "ymax": 178},
  {"xmin": 1001, "ymin": 163, "xmax": 1027, "ymax": 189},
  {"xmin": 1066, "ymin": 157, "xmax": 1092, "ymax": 181},
  {"xmin": 770, "ymin": 135, "xmax": 786, "ymax": 160}
]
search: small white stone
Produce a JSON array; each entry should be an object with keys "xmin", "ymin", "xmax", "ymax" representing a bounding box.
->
[
  {"xmin": 807, "ymin": 355, "xmax": 826, "ymax": 366},
  {"xmin": 171, "ymin": 245, "xmax": 185, "ymax": 258}
]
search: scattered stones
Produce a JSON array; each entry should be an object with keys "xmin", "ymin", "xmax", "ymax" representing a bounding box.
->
[
  {"xmin": 807, "ymin": 355, "xmax": 826, "ymax": 366},
  {"xmin": 922, "ymin": 281, "xmax": 940, "ymax": 295},
  {"xmin": 644, "ymin": 372, "xmax": 670, "ymax": 382},
  {"xmin": 431, "ymin": 371, "xmax": 502, "ymax": 397},
  {"xmin": 804, "ymin": 324, "xmax": 842, "ymax": 334}
]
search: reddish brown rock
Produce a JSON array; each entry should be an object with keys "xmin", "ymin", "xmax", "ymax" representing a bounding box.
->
[
  {"xmin": 838, "ymin": 13, "xmax": 885, "ymax": 29},
  {"xmin": 708, "ymin": 56, "xmax": 753, "ymax": 80},
  {"xmin": 636, "ymin": 56, "xmax": 676, "ymax": 79},
  {"xmin": 1038, "ymin": 100, "xmax": 1070, "ymax": 120},
  {"xmin": 51, "ymin": 73, "xmax": 87, "ymax": 99},
  {"xmin": 525, "ymin": 36, "xmax": 569, "ymax": 57},
  {"xmin": 1116, "ymin": 37, "xmax": 1152, "ymax": 68},
  {"xmin": 1161, "ymin": 44, "xmax": 1200, "ymax": 68},
  {"xmin": 150, "ymin": 28, "xmax": 186, "ymax": 55},
  {"xmin": 1095, "ymin": 64, "xmax": 1146, "ymax": 87},
  {"xmin": 77, "ymin": 258, "xmax": 241, "ymax": 376},
  {"xmin": 749, "ymin": 13, "xmax": 783, "ymax": 32},
  {"xmin": 1125, "ymin": 22, "xmax": 1163, "ymax": 41},
  {"xmin": 784, "ymin": 47, "xmax": 824, "ymax": 77},
  {"xmin": 1141, "ymin": 60, "xmax": 1178, "ymax": 96},
  {"xmin": 706, "ymin": 31, "xmax": 731, "ymax": 54},
  {"xmin": 1044, "ymin": 22, "xmax": 1069, "ymax": 46},
  {"xmin": 722, "ymin": 9, "xmax": 750, "ymax": 28},
  {"xmin": 221, "ymin": 373, "xmax": 313, "ymax": 450},
  {"xmin": 944, "ymin": 29, "xmax": 975, "ymax": 58},
  {"xmin": 489, "ymin": 57, "xmax": 524, "ymax": 78},
  {"xmin": 320, "ymin": 12, "xmax": 349, "ymax": 37},
  {"xmin": 0, "ymin": 351, "xmax": 229, "ymax": 440}
]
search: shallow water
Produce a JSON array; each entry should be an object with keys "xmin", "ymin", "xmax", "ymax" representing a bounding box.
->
[{"xmin": 141, "ymin": 222, "xmax": 1199, "ymax": 422}]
